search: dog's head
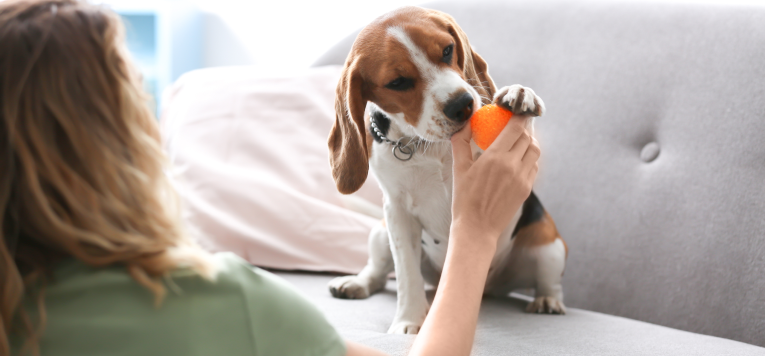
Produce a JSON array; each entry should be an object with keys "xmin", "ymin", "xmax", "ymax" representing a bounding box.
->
[{"xmin": 329, "ymin": 7, "xmax": 496, "ymax": 194}]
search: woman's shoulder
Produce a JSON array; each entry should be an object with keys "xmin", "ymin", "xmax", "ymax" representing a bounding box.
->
[
  {"xmin": 195, "ymin": 252, "xmax": 348, "ymax": 356},
  {"xmin": 210, "ymin": 252, "xmax": 299, "ymax": 297},
  {"xmin": 35, "ymin": 252, "xmax": 345, "ymax": 356},
  {"xmin": 48, "ymin": 252, "xmax": 313, "ymax": 311},
  {"xmin": 208, "ymin": 252, "xmax": 329, "ymax": 326}
]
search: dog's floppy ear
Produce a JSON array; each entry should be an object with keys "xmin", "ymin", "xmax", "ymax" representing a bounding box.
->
[
  {"xmin": 432, "ymin": 10, "xmax": 497, "ymax": 105},
  {"xmin": 328, "ymin": 55, "xmax": 369, "ymax": 195}
]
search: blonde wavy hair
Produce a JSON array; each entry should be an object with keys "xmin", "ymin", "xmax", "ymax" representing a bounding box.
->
[{"xmin": 0, "ymin": 1, "xmax": 215, "ymax": 355}]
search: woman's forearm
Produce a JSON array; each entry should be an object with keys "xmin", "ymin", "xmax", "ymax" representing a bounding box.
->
[
  {"xmin": 347, "ymin": 223, "xmax": 497, "ymax": 356},
  {"xmin": 408, "ymin": 221, "xmax": 498, "ymax": 356},
  {"xmin": 345, "ymin": 222, "xmax": 496, "ymax": 356}
]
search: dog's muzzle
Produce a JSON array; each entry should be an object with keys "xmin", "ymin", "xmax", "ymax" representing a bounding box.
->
[{"xmin": 443, "ymin": 92, "xmax": 474, "ymax": 123}]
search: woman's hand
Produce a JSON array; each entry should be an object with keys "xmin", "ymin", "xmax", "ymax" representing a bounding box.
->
[{"xmin": 450, "ymin": 117, "xmax": 541, "ymax": 247}]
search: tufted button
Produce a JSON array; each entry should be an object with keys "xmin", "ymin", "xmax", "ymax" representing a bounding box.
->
[{"xmin": 640, "ymin": 142, "xmax": 661, "ymax": 162}]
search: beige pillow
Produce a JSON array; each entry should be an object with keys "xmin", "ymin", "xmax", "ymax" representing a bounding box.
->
[{"xmin": 161, "ymin": 65, "xmax": 382, "ymax": 273}]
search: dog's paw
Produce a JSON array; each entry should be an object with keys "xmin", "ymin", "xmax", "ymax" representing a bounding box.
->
[
  {"xmin": 387, "ymin": 320, "xmax": 422, "ymax": 334},
  {"xmin": 526, "ymin": 296, "xmax": 567, "ymax": 314},
  {"xmin": 494, "ymin": 84, "xmax": 545, "ymax": 116},
  {"xmin": 328, "ymin": 275, "xmax": 373, "ymax": 299}
]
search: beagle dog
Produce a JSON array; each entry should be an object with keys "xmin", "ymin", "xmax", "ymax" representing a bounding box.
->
[{"xmin": 327, "ymin": 6, "xmax": 567, "ymax": 334}]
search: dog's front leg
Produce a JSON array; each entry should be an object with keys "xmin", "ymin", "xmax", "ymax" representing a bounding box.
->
[{"xmin": 385, "ymin": 200, "xmax": 428, "ymax": 335}]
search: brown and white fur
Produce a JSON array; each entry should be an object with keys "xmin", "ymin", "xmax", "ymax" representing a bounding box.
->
[{"xmin": 327, "ymin": 7, "xmax": 568, "ymax": 334}]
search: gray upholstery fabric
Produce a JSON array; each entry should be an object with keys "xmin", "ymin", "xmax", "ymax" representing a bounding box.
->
[
  {"xmin": 276, "ymin": 272, "xmax": 765, "ymax": 355},
  {"xmin": 311, "ymin": 0, "xmax": 765, "ymax": 347}
]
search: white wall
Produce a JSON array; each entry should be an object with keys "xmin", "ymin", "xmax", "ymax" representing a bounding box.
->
[
  {"xmin": 98, "ymin": 0, "xmax": 765, "ymax": 73},
  {"xmin": 193, "ymin": 0, "xmax": 428, "ymax": 70},
  {"xmin": 95, "ymin": 0, "xmax": 427, "ymax": 71}
]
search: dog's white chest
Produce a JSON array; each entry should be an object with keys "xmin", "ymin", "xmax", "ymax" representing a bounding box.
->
[{"xmin": 371, "ymin": 142, "xmax": 457, "ymax": 270}]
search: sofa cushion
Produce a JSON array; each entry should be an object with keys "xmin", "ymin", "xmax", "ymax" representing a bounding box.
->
[{"xmin": 276, "ymin": 271, "xmax": 765, "ymax": 356}]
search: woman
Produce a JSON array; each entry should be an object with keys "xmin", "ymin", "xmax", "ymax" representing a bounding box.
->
[{"xmin": 0, "ymin": 1, "xmax": 541, "ymax": 355}]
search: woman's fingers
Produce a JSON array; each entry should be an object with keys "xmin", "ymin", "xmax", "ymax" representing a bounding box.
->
[
  {"xmin": 451, "ymin": 124, "xmax": 474, "ymax": 175},
  {"xmin": 527, "ymin": 162, "xmax": 539, "ymax": 182},
  {"xmin": 485, "ymin": 116, "xmax": 528, "ymax": 153},
  {"xmin": 508, "ymin": 130, "xmax": 532, "ymax": 160},
  {"xmin": 522, "ymin": 136, "xmax": 541, "ymax": 165}
]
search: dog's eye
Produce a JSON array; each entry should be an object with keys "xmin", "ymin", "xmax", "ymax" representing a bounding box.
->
[
  {"xmin": 385, "ymin": 76, "xmax": 414, "ymax": 91},
  {"xmin": 442, "ymin": 44, "xmax": 454, "ymax": 64}
]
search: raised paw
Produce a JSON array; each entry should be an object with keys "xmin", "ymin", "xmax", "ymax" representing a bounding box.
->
[
  {"xmin": 494, "ymin": 84, "xmax": 545, "ymax": 117},
  {"xmin": 387, "ymin": 320, "xmax": 422, "ymax": 334},
  {"xmin": 526, "ymin": 296, "xmax": 567, "ymax": 315},
  {"xmin": 328, "ymin": 275, "xmax": 374, "ymax": 299}
]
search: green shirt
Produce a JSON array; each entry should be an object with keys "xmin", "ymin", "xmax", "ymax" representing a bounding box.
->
[{"xmin": 12, "ymin": 252, "xmax": 346, "ymax": 356}]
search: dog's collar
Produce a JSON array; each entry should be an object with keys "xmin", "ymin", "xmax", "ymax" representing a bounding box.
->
[{"xmin": 370, "ymin": 115, "xmax": 419, "ymax": 161}]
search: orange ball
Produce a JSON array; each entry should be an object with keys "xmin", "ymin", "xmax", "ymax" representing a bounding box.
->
[{"xmin": 470, "ymin": 103, "xmax": 514, "ymax": 150}]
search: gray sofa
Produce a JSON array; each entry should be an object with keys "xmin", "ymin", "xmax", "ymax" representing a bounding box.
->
[{"xmin": 290, "ymin": 0, "xmax": 765, "ymax": 354}]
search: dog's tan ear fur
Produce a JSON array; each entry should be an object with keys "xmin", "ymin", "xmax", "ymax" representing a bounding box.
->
[
  {"xmin": 328, "ymin": 56, "xmax": 369, "ymax": 195},
  {"xmin": 431, "ymin": 10, "xmax": 497, "ymax": 105}
]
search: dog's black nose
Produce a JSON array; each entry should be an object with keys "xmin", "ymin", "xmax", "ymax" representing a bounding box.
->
[{"xmin": 443, "ymin": 92, "xmax": 474, "ymax": 122}]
